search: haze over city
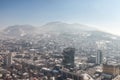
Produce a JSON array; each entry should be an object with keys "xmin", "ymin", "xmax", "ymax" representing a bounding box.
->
[
  {"xmin": 1, "ymin": 0, "xmax": 120, "ymax": 80},
  {"xmin": 1, "ymin": 0, "xmax": 120, "ymax": 35}
]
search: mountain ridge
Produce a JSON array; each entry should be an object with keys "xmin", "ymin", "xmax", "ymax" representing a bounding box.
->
[{"xmin": 1, "ymin": 22, "xmax": 118, "ymax": 39}]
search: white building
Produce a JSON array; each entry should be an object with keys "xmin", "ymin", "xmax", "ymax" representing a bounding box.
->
[
  {"xmin": 96, "ymin": 50, "xmax": 103, "ymax": 65},
  {"xmin": 4, "ymin": 52, "xmax": 12, "ymax": 67}
]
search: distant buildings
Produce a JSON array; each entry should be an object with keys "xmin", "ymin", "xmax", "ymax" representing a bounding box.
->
[
  {"xmin": 88, "ymin": 55, "xmax": 96, "ymax": 63},
  {"xmin": 62, "ymin": 47, "xmax": 75, "ymax": 68}
]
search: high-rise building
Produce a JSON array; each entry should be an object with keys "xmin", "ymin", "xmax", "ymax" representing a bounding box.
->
[
  {"xmin": 96, "ymin": 50, "xmax": 103, "ymax": 65},
  {"xmin": 62, "ymin": 47, "xmax": 75, "ymax": 68},
  {"xmin": 4, "ymin": 52, "xmax": 12, "ymax": 67}
]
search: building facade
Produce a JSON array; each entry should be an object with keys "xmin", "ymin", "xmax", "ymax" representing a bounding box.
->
[
  {"xmin": 62, "ymin": 47, "xmax": 75, "ymax": 68},
  {"xmin": 96, "ymin": 50, "xmax": 103, "ymax": 65}
]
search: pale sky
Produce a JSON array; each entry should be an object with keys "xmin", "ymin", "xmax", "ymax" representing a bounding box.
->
[{"xmin": 0, "ymin": 0, "xmax": 120, "ymax": 35}]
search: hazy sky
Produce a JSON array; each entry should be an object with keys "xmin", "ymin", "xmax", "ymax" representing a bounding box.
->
[{"xmin": 0, "ymin": 0, "xmax": 120, "ymax": 35}]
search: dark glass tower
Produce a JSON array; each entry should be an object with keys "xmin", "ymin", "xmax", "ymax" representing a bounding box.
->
[{"xmin": 62, "ymin": 47, "xmax": 75, "ymax": 68}]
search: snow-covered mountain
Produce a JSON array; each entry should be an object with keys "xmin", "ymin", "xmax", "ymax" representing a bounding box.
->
[
  {"xmin": 39, "ymin": 22, "xmax": 98, "ymax": 33},
  {"xmin": 3, "ymin": 25, "xmax": 35, "ymax": 37},
  {"xmin": 1, "ymin": 22, "xmax": 119, "ymax": 41}
]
